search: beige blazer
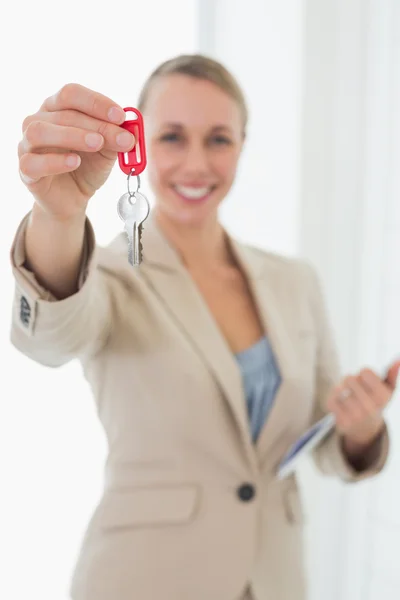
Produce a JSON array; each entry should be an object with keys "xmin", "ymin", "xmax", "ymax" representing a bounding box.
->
[{"xmin": 10, "ymin": 212, "xmax": 388, "ymax": 600}]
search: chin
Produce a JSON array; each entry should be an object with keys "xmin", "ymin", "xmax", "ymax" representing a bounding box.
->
[
  {"xmin": 156, "ymin": 201, "xmax": 219, "ymax": 228},
  {"xmin": 156, "ymin": 189, "xmax": 223, "ymax": 227}
]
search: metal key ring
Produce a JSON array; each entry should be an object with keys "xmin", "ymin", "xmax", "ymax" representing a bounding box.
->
[{"xmin": 127, "ymin": 168, "xmax": 141, "ymax": 199}]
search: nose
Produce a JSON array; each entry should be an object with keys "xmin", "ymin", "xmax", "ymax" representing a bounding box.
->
[{"xmin": 182, "ymin": 142, "xmax": 210, "ymax": 175}]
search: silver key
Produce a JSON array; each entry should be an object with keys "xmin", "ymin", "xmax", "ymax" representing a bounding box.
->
[{"xmin": 117, "ymin": 191, "xmax": 150, "ymax": 266}]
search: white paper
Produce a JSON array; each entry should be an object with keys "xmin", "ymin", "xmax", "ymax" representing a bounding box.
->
[{"xmin": 277, "ymin": 413, "xmax": 336, "ymax": 479}]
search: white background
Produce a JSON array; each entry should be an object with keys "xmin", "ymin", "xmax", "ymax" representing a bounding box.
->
[{"xmin": 1, "ymin": 1, "xmax": 399, "ymax": 599}]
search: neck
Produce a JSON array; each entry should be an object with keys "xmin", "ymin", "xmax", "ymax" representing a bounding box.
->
[{"xmin": 154, "ymin": 207, "xmax": 233, "ymax": 270}]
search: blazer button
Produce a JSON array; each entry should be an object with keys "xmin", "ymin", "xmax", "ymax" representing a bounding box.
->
[{"xmin": 237, "ymin": 483, "xmax": 256, "ymax": 502}]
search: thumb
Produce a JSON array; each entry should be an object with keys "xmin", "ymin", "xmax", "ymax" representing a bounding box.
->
[{"xmin": 385, "ymin": 360, "xmax": 400, "ymax": 390}]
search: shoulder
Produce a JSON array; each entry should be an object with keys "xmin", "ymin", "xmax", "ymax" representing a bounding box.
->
[{"xmin": 234, "ymin": 237, "xmax": 318, "ymax": 287}]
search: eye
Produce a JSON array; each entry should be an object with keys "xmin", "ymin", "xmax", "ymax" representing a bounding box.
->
[
  {"xmin": 160, "ymin": 132, "xmax": 181, "ymax": 142},
  {"xmin": 211, "ymin": 135, "xmax": 232, "ymax": 145}
]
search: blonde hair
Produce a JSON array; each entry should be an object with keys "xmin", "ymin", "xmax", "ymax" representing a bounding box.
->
[{"xmin": 137, "ymin": 54, "xmax": 248, "ymax": 132}]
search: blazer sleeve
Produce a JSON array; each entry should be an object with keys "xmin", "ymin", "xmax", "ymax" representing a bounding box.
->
[
  {"xmin": 302, "ymin": 262, "xmax": 390, "ymax": 482},
  {"xmin": 9, "ymin": 212, "xmax": 114, "ymax": 368}
]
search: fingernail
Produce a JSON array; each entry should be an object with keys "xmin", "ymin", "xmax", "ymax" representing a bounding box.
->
[
  {"xmin": 20, "ymin": 171, "xmax": 38, "ymax": 185},
  {"xmin": 116, "ymin": 131, "xmax": 135, "ymax": 148},
  {"xmin": 65, "ymin": 155, "xmax": 81, "ymax": 168},
  {"xmin": 85, "ymin": 133, "xmax": 103, "ymax": 148},
  {"xmin": 108, "ymin": 107, "xmax": 125, "ymax": 124}
]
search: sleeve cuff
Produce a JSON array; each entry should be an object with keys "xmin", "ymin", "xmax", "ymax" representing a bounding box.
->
[
  {"xmin": 10, "ymin": 211, "xmax": 97, "ymax": 337},
  {"xmin": 315, "ymin": 424, "xmax": 390, "ymax": 482}
]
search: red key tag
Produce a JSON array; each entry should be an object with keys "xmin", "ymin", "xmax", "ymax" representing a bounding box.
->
[
  {"xmin": 117, "ymin": 107, "xmax": 147, "ymax": 176},
  {"xmin": 116, "ymin": 106, "xmax": 150, "ymax": 267}
]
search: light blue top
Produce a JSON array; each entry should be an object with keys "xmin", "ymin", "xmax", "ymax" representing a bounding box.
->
[{"xmin": 235, "ymin": 336, "xmax": 281, "ymax": 442}]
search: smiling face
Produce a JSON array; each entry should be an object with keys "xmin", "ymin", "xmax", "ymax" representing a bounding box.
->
[{"xmin": 142, "ymin": 74, "xmax": 244, "ymax": 227}]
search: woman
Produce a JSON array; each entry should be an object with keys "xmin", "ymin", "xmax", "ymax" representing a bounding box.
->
[{"xmin": 11, "ymin": 54, "xmax": 398, "ymax": 600}]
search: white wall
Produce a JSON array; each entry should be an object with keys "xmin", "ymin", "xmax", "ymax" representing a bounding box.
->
[
  {"xmin": 199, "ymin": 0, "xmax": 304, "ymax": 256},
  {"xmin": 0, "ymin": 3, "xmax": 197, "ymax": 599},
  {"xmin": 300, "ymin": 1, "xmax": 400, "ymax": 599},
  {"xmin": 356, "ymin": 1, "xmax": 400, "ymax": 597}
]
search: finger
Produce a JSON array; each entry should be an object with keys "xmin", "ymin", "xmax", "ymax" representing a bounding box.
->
[
  {"xmin": 21, "ymin": 110, "xmax": 135, "ymax": 153},
  {"xmin": 338, "ymin": 395, "xmax": 366, "ymax": 424},
  {"xmin": 19, "ymin": 121, "xmax": 106, "ymax": 156},
  {"xmin": 327, "ymin": 380, "xmax": 356, "ymax": 427},
  {"xmin": 19, "ymin": 152, "xmax": 81, "ymax": 184},
  {"xmin": 359, "ymin": 369, "xmax": 392, "ymax": 408},
  {"xmin": 385, "ymin": 360, "xmax": 400, "ymax": 390},
  {"xmin": 40, "ymin": 83, "xmax": 126, "ymax": 125},
  {"xmin": 330, "ymin": 398, "xmax": 353, "ymax": 430},
  {"xmin": 329, "ymin": 376, "xmax": 368, "ymax": 425},
  {"xmin": 347, "ymin": 376, "xmax": 377, "ymax": 417}
]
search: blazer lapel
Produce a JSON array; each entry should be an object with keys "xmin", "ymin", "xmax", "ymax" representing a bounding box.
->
[
  {"xmin": 231, "ymin": 242, "xmax": 300, "ymax": 465},
  {"xmin": 138, "ymin": 216, "xmax": 255, "ymax": 458}
]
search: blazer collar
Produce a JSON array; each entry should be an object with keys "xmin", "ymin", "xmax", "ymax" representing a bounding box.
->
[{"xmin": 137, "ymin": 212, "xmax": 267, "ymax": 280}]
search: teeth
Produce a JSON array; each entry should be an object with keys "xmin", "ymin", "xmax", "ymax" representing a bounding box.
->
[{"xmin": 175, "ymin": 185, "xmax": 211, "ymax": 199}]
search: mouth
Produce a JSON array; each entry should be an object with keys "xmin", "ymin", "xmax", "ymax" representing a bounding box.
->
[{"xmin": 172, "ymin": 184, "xmax": 216, "ymax": 203}]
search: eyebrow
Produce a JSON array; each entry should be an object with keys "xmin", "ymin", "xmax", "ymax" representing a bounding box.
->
[{"xmin": 162, "ymin": 122, "xmax": 233, "ymax": 132}]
